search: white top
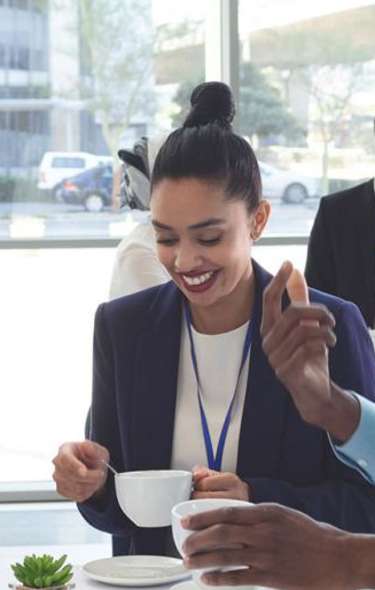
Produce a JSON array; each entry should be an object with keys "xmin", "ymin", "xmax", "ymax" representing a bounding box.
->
[
  {"xmin": 109, "ymin": 220, "xmax": 169, "ymax": 299},
  {"xmin": 171, "ymin": 319, "xmax": 250, "ymax": 473}
]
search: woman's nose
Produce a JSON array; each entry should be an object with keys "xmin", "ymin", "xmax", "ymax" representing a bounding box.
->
[{"xmin": 174, "ymin": 244, "xmax": 201, "ymax": 272}]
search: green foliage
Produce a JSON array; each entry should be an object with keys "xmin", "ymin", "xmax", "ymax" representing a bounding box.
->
[
  {"xmin": 11, "ymin": 554, "xmax": 73, "ymax": 589},
  {"xmin": 238, "ymin": 63, "xmax": 301, "ymax": 141},
  {"xmin": 77, "ymin": 0, "xmax": 156, "ymax": 157},
  {"xmin": 171, "ymin": 78, "xmax": 203, "ymax": 128}
]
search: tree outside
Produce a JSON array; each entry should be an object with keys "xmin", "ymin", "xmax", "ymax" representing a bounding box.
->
[
  {"xmin": 78, "ymin": 0, "xmax": 156, "ymax": 161},
  {"xmin": 305, "ymin": 63, "xmax": 367, "ymax": 193},
  {"xmin": 172, "ymin": 62, "xmax": 301, "ymax": 147}
]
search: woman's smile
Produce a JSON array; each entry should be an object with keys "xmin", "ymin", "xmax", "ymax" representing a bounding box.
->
[{"xmin": 178, "ymin": 269, "xmax": 220, "ymax": 292}]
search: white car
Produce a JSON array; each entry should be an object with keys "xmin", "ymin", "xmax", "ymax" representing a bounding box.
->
[
  {"xmin": 37, "ymin": 151, "xmax": 111, "ymax": 193},
  {"xmin": 259, "ymin": 162, "xmax": 320, "ymax": 204}
]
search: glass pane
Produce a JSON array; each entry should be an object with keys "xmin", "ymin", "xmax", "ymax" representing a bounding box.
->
[
  {"xmin": 238, "ymin": 0, "xmax": 375, "ymax": 235},
  {"xmin": 0, "ymin": 248, "xmax": 113, "ymax": 483},
  {"xmin": 0, "ymin": 0, "xmax": 205, "ymax": 240}
]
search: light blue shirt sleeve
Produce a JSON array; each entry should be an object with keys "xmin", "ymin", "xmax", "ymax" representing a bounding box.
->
[{"xmin": 329, "ymin": 394, "xmax": 375, "ymax": 484}]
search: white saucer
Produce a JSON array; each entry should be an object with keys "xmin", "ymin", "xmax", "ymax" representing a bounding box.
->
[{"xmin": 83, "ymin": 555, "xmax": 191, "ymax": 587}]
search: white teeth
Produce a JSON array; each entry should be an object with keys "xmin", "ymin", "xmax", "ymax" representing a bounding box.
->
[{"xmin": 183, "ymin": 271, "xmax": 214, "ymax": 286}]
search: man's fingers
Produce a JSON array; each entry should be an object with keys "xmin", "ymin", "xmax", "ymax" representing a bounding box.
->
[
  {"xmin": 202, "ymin": 568, "xmax": 267, "ymax": 588},
  {"xmin": 185, "ymin": 547, "xmax": 250, "ymax": 569},
  {"xmin": 182, "ymin": 504, "xmax": 281, "ymax": 531},
  {"xmin": 287, "ymin": 268, "xmax": 309, "ymax": 304},
  {"xmin": 262, "ymin": 304, "xmax": 335, "ymax": 356},
  {"xmin": 261, "ymin": 261, "xmax": 293, "ymax": 337},
  {"xmin": 275, "ymin": 341, "xmax": 329, "ymax": 383},
  {"xmin": 268, "ymin": 326, "xmax": 336, "ymax": 369},
  {"xmin": 184, "ymin": 525, "xmax": 247, "ymax": 557}
]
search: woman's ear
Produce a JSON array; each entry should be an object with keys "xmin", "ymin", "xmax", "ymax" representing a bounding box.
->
[{"xmin": 250, "ymin": 200, "xmax": 271, "ymax": 241}]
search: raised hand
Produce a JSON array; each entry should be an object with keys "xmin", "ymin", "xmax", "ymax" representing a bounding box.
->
[
  {"xmin": 261, "ymin": 261, "xmax": 337, "ymax": 426},
  {"xmin": 260, "ymin": 262, "xmax": 359, "ymax": 440}
]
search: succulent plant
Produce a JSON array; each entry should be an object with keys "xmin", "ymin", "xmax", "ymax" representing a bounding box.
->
[{"xmin": 11, "ymin": 554, "xmax": 73, "ymax": 588}]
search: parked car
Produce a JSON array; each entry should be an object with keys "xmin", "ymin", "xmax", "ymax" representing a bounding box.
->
[
  {"xmin": 259, "ymin": 162, "xmax": 320, "ymax": 203},
  {"xmin": 56, "ymin": 164, "xmax": 113, "ymax": 212},
  {"xmin": 38, "ymin": 151, "xmax": 112, "ymax": 194}
]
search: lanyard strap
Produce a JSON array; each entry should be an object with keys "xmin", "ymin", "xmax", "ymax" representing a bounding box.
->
[{"xmin": 183, "ymin": 300, "xmax": 256, "ymax": 471}]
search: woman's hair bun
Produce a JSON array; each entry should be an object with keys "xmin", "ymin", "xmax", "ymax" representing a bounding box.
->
[{"xmin": 183, "ymin": 81, "xmax": 235, "ymax": 129}]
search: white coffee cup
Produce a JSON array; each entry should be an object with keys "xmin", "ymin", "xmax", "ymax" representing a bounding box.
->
[
  {"xmin": 172, "ymin": 498, "xmax": 252, "ymax": 590},
  {"xmin": 115, "ymin": 469, "xmax": 192, "ymax": 527}
]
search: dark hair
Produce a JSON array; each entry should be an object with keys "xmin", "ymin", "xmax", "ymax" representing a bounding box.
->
[{"xmin": 151, "ymin": 81, "xmax": 262, "ymax": 212}]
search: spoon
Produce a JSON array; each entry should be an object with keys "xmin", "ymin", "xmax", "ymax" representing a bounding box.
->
[{"xmin": 101, "ymin": 459, "xmax": 118, "ymax": 476}]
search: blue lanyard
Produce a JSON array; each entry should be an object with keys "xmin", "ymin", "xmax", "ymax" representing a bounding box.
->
[{"xmin": 183, "ymin": 299, "xmax": 256, "ymax": 471}]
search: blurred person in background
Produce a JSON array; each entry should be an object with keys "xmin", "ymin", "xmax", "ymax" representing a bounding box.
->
[{"xmin": 109, "ymin": 136, "xmax": 169, "ymax": 299}]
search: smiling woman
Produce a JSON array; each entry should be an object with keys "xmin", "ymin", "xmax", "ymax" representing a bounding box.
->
[
  {"xmin": 151, "ymin": 178, "xmax": 269, "ymax": 333},
  {"xmin": 53, "ymin": 81, "xmax": 375, "ymax": 559}
]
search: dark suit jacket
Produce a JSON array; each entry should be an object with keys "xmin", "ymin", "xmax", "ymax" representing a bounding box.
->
[
  {"xmin": 305, "ymin": 179, "xmax": 375, "ymax": 328},
  {"xmin": 78, "ymin": 260, "xmax": 375, "ymax": 556}
]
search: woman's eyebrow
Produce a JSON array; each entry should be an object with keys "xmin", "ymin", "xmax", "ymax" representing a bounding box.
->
[{"xmin": 152, "ymin": 218, "xmax": 226, "ymax": 230}]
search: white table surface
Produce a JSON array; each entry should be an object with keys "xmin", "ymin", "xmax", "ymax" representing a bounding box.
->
[{"xmin": 3, "ymin": 565, "xmax": 181, "ymax": 590}]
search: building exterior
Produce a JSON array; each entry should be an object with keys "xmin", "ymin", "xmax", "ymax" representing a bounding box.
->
[{"xmin": 0, "ymin": 0, "xmax": 153, "ymax": 177}]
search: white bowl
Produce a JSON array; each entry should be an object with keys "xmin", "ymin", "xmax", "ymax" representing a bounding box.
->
[{"xmin": 115, "ymin": 470, "xmax": 192, "ymax": 528}]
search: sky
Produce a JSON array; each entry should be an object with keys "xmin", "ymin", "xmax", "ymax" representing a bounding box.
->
[{"xmin": 152, "ymin": 0, "xmax": 375, "ymax": 32}]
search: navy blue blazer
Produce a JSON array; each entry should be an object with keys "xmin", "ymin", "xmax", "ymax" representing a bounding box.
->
[{"xmin": 78, "ymin": 260, "xmax": 375, "ymax": 556}]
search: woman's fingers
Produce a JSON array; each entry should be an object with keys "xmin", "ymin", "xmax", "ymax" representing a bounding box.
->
[
  {"xmin": 52, "ymin": 440, "xmax": 109, "ymax": 501},
  {"xmin": 194, "ymin": 473, "xmax": 239, "ymax": 492}
]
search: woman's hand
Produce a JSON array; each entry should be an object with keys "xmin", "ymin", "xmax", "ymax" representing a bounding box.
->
[
  {"xmin": 192, "ymin": 466, "xmax": 250, "ymax": 501},
  {"xmin": 182, "ymin": 503, "xmax": 354, "ymax": 590},
  {"xmin": 52, "ymin": 440, "xmax": 109, "ymax": 502}
]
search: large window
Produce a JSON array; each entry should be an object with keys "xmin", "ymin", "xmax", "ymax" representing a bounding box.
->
[
  {"xmin": 0, "ymin": 0, "xmax": 206, "ymax": 239},
  {"xmin": 0, "ymin": 0, "xmax": 207, "ymax": 486},
  {"xmin": 239, "ymin": 0, "xmax": 375, "ymax": 235}
]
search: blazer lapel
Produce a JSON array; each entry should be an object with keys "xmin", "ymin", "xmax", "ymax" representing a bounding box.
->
[
  {"xmin": 237, "ymin": 261, "xmax": 289, "ymax": 478},
  {"xmin": 130, "ymin": 283, "xmax": 182, "ymax": 471}
]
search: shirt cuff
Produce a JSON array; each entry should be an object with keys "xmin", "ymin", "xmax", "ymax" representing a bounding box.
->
[{"xmin": 328, "ymin": 393, "xmax": 375, "ymax": 484}]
